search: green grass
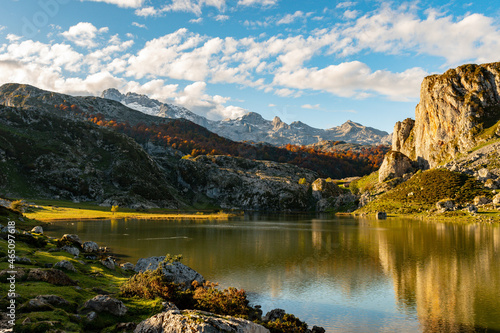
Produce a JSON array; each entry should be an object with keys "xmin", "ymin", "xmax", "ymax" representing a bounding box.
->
[
  {"xmin": 349, "ymin": 171, "xmax": 379, "ymax": 195},
  {"xmin": 357, "ymin": 169, "xmax": 488, "ymax": 214}
]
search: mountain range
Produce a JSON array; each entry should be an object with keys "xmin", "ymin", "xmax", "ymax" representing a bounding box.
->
[{"xmin": 101, "ymin": 88, "xmax": 391, "ymax": 146}]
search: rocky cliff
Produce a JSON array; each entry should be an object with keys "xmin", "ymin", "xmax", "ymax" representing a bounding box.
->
[{"xmin": 391, "ymin": 62, "xmax": 500, "ymax": 169}]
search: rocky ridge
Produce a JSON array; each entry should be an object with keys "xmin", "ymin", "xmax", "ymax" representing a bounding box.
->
[{"xmin": 102, "ymin": 88, "xmax": 391, "ymax": 146}]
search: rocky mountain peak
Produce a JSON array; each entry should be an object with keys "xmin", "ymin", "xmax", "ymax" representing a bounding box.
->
[
  {"xmin": 239, "ymin": 112, "xmax": 266, "ymax": 125},
  {"xmin": 101, "ymin": 88, "xmax": 124, "ymax": 102}
]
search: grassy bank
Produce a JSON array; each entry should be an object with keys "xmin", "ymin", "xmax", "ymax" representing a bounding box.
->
[
  {"xmin": 22, "ymin": 200, "xmax": 242, "ymax": 222},
  {"xmin": 0, "ymin": 210, "xmax": 312, "ymax": 332}
]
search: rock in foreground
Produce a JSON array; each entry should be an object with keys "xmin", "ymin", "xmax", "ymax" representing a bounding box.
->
[
  {"xmin": 134, "ymin": 308, "xmax": 269, "ymax": 333},
  {"xmin": 134, "ymin": 256, "xmax": 204, "ymax": 290}
]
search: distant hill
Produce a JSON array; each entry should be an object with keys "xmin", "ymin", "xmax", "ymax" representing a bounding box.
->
[{"xmin": 102, "ymin": 88, "xmax": 391, "ymax": 146}]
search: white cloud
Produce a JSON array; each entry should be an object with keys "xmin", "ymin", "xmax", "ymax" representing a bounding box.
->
[
  {"xmin": 6, "ymin": 34, "xmax": 22, "ymax": 42},
  {"xmin": 273, "ymin": 61, "xmax": 427, "ymax": 101},
  {"xmin": 302, "ymin": 104, "xmax": 320, "ymax": 109},
  {"xmin": 237, "ymin": 0, "xmax": 277, "ymax": 7},
  {"xmin": 132, "ymin": 22, "xmax": 147, "ymax": 29},
  {"xmin": 190, "ymin": 18, "xmax": 203, "ymax": 24},
  {"xmin": 339, "ymin": 4, "xmax": 500, "ymax": 65},
  {"xmin": 82, "ymin": 0, "xmax": 145, "ymax": 8},
  {"xmin": 135, "ymin": 6, "xmax": 159, "ymax": 17},
  {"xmin": 336, "ymin": 2, "xmax": 356, "ymax": 9},
  {"xmin": 277, "ymin": 11, "xmax": 304, "ymax": 25},
  {"xmin": 61, "ymin": 22, "xmax": 108, "ymax": 48},
  {"xmin": 343, "ymin": 9, "xmax": 358, "ymax": 19},
  {"xmin": 215, "ymin": 15, "xmax": 229, "ymax": 22}
]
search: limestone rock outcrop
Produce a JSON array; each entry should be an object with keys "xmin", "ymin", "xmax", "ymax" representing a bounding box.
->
[
  {"xmin": 378, "ymin": 151, "xmax": 415, "ymax": 182},
  {"xmin": 393, "ymin": 63, "xmax": 500, "ymax": 169}
]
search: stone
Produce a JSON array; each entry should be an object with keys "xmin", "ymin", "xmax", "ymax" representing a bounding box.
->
[
  {"xmin": 484, "ymin": 179, "xmax": 498, "ymax": 189},
  {"xmin": 376, "ymin": 212, "xmax": 387, "ymax": 220},
  {"xmin": 83, "ymin": 295, "xmax": 127, "ymax": 316},
  {"xmin": 162, "ymin": 301, "xmax": 179, "ymax": 312},
  {"xmin": 466, "ymin": 205, "xmax": 478, "ymax": 214},
  {"xmin": 311, "ymin": 178, "xmax": 343, "ymax": 200},
  {"xmin": 101, "ymin": 256, "xmax": 116, "ymax": 270},
  {"xmin": 263, "ymin": 309, "xmax": 286, "ymax": 322},
  {"xmin": 15, "ymin": 256, "xmax": 32, "ymax": 264},
  {"xmin": 59, "ymin": 234, "xmax": 82, "ymax": 247},
  {"xmin": 474, "ymin": 196, "xmax": 491, "ymax": 206},
  {"xmin": 19, "ymin": 298, "xmax": 53, "ymax": 312},
  {"xmin": 134, "ymin": 256, "xmax": 204, "ymax": 290},
  {"xmin": 27, "ymin": 268, "xmax": 77, "ymax": 286},
  {"xmin": 120, "ymin": 262, "xmax": 135, "ymax": 271},
  {"xmin": 31, "ymin": 226, "xmax": 43, "ymax": 234},
  {"xmin": 311, "ymin": 326, "xmax": 326, "ymax": 333},
  {"xmin": 54, "ymin": 260, "xmax": 77, "ymax": 272},
  {"xmin": 35, "ymin": 295, "xmax": 70, "ymax": 307},
  {"xmin": 478, "ymin": 168, "xmax": 492, "ymax": 180},
  {"xmin": 82, "ymin": 241, "xmax": 99, "ymax": 253},
  {"xmin": 493, "ymin": 193, "xmax": 500, "ymax": 205},
  {"xmin": 134, "ymin": 309, "xmax": 270, "ymax": 333},
  {"xmin": 378, "ymin": 151, "xmax": 414, "ymax": 182},
  {"xmin": 87, "ymin": 311, "xmax": 97, "ymax": 321},
  {"xmin": 62, "ymin": 245, "xmax": 80, "ymax": 257},
  {"xmin": 436, "ymin": 199, "xmax": 456, "ymax": 213}
]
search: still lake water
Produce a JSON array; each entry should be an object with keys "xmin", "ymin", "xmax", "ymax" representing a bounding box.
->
[{"xmin": 45, "ymin": 215, "xmax": 500, "ymax": 332}]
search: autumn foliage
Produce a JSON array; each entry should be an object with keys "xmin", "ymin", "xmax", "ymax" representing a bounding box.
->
[{"xmin": 82, "ymin": 110, "xmax": 388, "ymax": 179}]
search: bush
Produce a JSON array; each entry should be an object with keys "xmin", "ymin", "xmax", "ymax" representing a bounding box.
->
[
  {"xmin": 264, "ymin": 313, "xmax": 309, "ymax": 333},
  {"xmin": 193, "ymin": 281, "xmax": 250, "ymax": 317}
]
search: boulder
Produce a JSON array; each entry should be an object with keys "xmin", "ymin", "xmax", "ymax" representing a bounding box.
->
[
  {"xmin": 436, "ymin": 199, "xmax": 456, "ymax": 213},
  {"xmin": 82, "ymin": 241, "xmax": 99, "ymax": 253},
  {"xmin": 263, "ymin": 309, "xmax": 286, "ymax": 322},
  {"xmin": 120, "ymin": 262, "xmax": 135, "ymax": 271},
  {"xmin": 134, "ymin": 309, "xmax": 269, "ymax": 333},
  {"xmin": 62, "ymin": 246, "xmax": 80, "ymax": 257},
  {"xmin": 376, "ymin": 212, "xmax": 387, "ymax": 220},
  {"xmin": 82, "ymin": 295, "xmax": 127, "ymax": 316},
  {"xmin": 27, "ymin": 268, "xmax": 77, "ymax": 286},
  {"xmin": 493, "ymin": 193, "xmax": 500, "ymax": 205},
  {"xmin": 31, "ymin": 226, "xmax": 43, "ymax": 234},
  {"xmin": 311, "ymin": 178, "xmax": 342, "ymax": 200},
  {"xmin": 101, "ymin": 257, "xmax": 116, "ymax": 270},
  {"xmin": 54, "ymin": 260, "xmax": 77, "ymax": 272},
  {"xmin": 478, "ymin": 168, "xmax": 492, "ymax": 180},
  {"xmin": 474, "ymin": 196, "xmax": 491, "ymax": 206},
  {"xmin": 134, "ymin": 256, "xmax": 204, "ymax": 290},
  {"xmin": 35, "ymin": 295, "xmax": 70, "ymax": 307},
  {"xmin": 466, "ymin": 205, "xmax": 478, "ymax": 214},
  {"xmin": 59, "ymin": 234, "xmax": 82, "ymax": 247},
  {"xmin": 378, "ymin": 151, "xmax": 414, "ymax": 182}
]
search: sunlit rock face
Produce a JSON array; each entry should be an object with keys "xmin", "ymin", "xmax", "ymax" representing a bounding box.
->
[{"xmin": 393, "ymin": 63, "xmax": 500, "ymax": 169}]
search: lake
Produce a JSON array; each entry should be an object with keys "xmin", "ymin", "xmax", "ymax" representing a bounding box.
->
[{"xmin": 44, "ymin": 214, "xmax": 500, "ymax": 332}]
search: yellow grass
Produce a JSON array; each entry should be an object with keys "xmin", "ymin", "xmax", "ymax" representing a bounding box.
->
[{"xmin": 24, "ymin": 201, "xmax": 242, "ymax": 222}]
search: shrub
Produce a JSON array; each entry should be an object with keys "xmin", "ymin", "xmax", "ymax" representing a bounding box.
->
[
  {"xmin": 264, "ymin": 313, "xmax": 309, "ymax": 333},
  {"xmin": 193, "ymin": 281, "xmax": 250, "ymax": 317}
]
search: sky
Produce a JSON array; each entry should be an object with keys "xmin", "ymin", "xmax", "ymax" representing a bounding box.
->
[{"xmin": 0, "ymin": 0, "xmax": 499, "ymax": 132}]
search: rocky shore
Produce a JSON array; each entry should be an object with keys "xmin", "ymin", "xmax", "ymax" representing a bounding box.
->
[{"xmin": 0, "ymin": 213, "xmax": 325, "ymax": 333}]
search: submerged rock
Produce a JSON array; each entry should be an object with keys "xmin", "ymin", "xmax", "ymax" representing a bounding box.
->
[{"xmin": 134, "ymin": 309, "xmax": 269, "ymax": 333}]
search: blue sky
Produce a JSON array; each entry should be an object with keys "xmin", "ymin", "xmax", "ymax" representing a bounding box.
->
[{"xmin": 0, "ymin": 0, "xmax": 499, "ymax": 132}]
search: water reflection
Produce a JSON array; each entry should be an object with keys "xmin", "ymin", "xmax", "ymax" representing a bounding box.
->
[{"xmin": 44, "ymin": 216, "xmax": 500, "ymax": 332}]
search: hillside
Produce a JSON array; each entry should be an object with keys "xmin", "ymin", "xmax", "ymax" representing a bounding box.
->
[
  {"xmin": 102, "ymin": 88, "xmax": 391, "ymax": 146},
  {"xmin": 0, "ymin": 104, "xmax": 182, "ymax": 209},
  {"xmin": 356, "ymin": 62, "xmax": 500, "ymax": 218}
]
